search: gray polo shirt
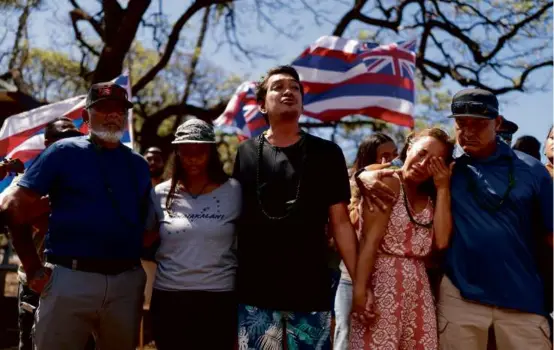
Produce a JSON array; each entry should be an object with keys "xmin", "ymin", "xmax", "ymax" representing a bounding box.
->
[{"xmin": 149, "ymin": 178, "xmax": 241, "ymax": 292}]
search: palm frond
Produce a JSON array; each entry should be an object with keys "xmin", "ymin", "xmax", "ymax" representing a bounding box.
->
[{"xmin": 256, "ymin": 324, "xmax": 283, "ymax": 350}]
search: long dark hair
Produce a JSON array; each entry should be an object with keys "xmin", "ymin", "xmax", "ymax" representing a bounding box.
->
[
  {"xmin": 164, "ymin": 143, "xmax": 228, "ymax": 210},
  {"xmin": 399, "ymin": 131, "xmax": 416, "ymax": 162},
  {"xmin": 349, "ymin": 133, "xmax": 395, "ymax": 224},
  {"xmin": 351, "ymin": 133, "xmax": 395, "ymax": 174}
]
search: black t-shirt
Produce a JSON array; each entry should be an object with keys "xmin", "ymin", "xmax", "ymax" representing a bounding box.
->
[{"xmin": 232, "ymin": 132, "xmax": 350, "ymax": 311}]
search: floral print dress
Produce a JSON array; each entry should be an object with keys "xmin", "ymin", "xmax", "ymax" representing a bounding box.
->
[{"xmin": 350, "ymin": 175, "xmax": 438, "ymax": 350}]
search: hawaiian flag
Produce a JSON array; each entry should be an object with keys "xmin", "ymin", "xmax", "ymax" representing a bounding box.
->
[
  {"xmin": 213, "ymin": 81, "xmax": 267, "ymax": 139},
  {"xmin": 214, "ymin": 35, "xmax": 417, "ymax": 137},
  {"xmin": 0, "ymin": 71, "xmax": 134, "ymax": 193}
]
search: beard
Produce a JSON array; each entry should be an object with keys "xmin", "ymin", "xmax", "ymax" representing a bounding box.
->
[{"xmin": 90, "ymin": 127, "xmax": 124, "ymax": 143}]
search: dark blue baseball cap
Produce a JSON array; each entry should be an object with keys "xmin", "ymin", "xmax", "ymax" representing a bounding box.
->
[{"xmin": 448, "ymin": 88, "xmax": 499, "ymax": 119}]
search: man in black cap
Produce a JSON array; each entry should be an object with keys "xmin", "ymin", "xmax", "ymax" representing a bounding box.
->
[
  {"xmin": 356, "ymin": 88, "xmax": 553, "ymax": 349},
  {"xmin": 497, "ymin": 116, "xmax": 519, "ymax": 146},
  {"xmin": 143, "ymin": 147, "xmax": 165, "ymax": 187},
  {"xmin": 1, "ymin": 82, "xmax": 151, "ymax": 350}
]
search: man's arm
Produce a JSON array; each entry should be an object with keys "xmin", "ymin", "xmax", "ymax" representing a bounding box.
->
[
  {"xmin": 1, "ymin": 186, "xmax": 43, "ymax": 277},
  {"xmin": 329, "ymin": 202, "xmax": 358, "ymax": 280},
  {"xmin": 356, "ymin": 164, "xmax": 399, "ymax": 212}
]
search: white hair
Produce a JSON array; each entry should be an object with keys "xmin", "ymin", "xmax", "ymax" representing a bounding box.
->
[{"xmin": 89, "ymin": 129, "xmax": 124, "ymax": 143}]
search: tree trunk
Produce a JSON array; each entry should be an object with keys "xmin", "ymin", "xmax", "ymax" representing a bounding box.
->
[{"xmin": 92, "ymin": 0, "xmax": 151, "ymax": 83}]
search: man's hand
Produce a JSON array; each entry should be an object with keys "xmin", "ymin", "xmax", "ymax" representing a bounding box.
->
[
  {"xmin": 356, "ymin": 163, "xmax": 399, "ymax": 212},
  {"xmin": 28, "ymin": 266, "xmax": 52, "ymax": 294}
]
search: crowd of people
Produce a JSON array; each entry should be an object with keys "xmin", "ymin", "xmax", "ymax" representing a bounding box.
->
[{"xmin": 0, "ymin": 65, "xmax": 552, "ymax": 350}]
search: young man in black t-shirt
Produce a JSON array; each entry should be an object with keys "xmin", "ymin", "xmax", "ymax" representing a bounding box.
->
[{"xmin": 233, "ymin": 65, "xmax": 358, "ymax": 349}]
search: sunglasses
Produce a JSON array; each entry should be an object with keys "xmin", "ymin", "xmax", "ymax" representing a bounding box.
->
[{"xmin": 452, "ymin": 101, "xmax": 498, "ymax": 118}]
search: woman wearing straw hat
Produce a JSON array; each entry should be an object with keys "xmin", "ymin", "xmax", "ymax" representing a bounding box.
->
[{"xmin": 145, "ymin": 118, "xmax": 241, "ymax": 349}]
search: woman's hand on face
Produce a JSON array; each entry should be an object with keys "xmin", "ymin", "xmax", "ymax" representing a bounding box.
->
[{"xmin": 429, "ymin": 157, "xmax": 454, "ymax": 190}]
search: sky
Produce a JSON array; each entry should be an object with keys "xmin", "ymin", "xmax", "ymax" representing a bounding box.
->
[{"xmin": 5, "ymin": 0, "xmax": 553, "ymax": 160}]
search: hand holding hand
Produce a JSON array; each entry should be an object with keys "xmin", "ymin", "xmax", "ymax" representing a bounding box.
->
[{"xmin": 351, "ymin": 286, "xmax": 377, "ymax": 324}]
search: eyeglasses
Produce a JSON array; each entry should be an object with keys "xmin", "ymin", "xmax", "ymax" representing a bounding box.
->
[{"xmin": 452, "ymin": 101, "xmax": 498, "ymax": 118}]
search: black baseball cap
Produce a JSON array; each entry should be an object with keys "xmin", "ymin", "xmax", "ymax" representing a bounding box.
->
[
  {"xmin": 448, "ymin": 88, "xmax": 499, "ymax": 119},
  {"xmin": 498, "ymin": 116, "xmax": 518, "ymax": 134},
  {"xmin": 86, "ymin": 82, "xmax": 133, "ymax": 109}
]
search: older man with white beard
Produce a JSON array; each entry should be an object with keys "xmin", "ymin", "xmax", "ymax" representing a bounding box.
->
[{"xmin": 1, "ymin": 82, "xmax": 151, "ymax": 350}]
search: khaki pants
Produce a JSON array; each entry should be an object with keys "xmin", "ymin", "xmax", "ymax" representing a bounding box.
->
[
  {"xmin": 437, "ymin": 276, "xmax": 552, "ymax": 350},
  {"xmin": 34, "ymin": 264, "xmax": 146, "ymax": 350}
]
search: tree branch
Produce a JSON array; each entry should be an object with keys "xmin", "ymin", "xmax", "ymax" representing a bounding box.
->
[
  {"xmin": 483, "ymin": 2, "xmax": 552, "ymax": 61},
  {"xmin": 132, "ymin": 0, "xmax": 229, "ymax": 95},
  {"xmin": 70, "ymin": 9, "xmax": 101, "ymax": 56},
  {"xmin": 333, "ymin": 0, "xmax": 418, "ymax": 36},
  {"xmin": 332, "ymin": 0, "xmax": 367, "ymax": 36},
  {"xmin": 68, "ymin": 0, "xmax": 105, "ymax": 39},
  {"xmin": 102, "ymin": 0, "xmax": 124, "ymax": 44},
  {"xmin": 181, "ymin": 6, "xmax": 211, "ymax": 105},
  {"xmin": 92, "ymin": 0, "xmax": 150, "ymax": 83},
  {"xmin": 8, "ymin": 0, "xmax": 33, "ymax": 71},
  {"xmin": 150, "ymin": 101, "xmax": 226, "ymax": 124}
]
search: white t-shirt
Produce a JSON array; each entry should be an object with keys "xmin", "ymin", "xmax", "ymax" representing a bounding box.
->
[{"xmin": 149, "ymin": 178, "xmax": 242, "ymax": 291}]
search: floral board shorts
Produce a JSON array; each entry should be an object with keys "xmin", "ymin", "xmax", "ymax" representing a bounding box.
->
[{"xmin": 237, "ymin": 304, "xmax": 332, "ymax": 350}]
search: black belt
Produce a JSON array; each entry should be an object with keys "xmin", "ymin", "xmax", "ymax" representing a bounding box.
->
[{"xmin": 46, "ymin": 255, "xmax": 141, "ymax": 275}]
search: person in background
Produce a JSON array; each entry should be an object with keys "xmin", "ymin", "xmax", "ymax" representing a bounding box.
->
[
  {"xmin": 396, "ymin": 131, "xmax": 415, "ymax": 166},
  {"xmin": 140, "ymin": 145, "xmax": 166, "ymax": 339},
  {"xmin": 545, "ymin": 126, "xmax": 553, "ymax": 177},
  {"xmin": 233, "ymin": 65, "xmax": 358, "ymax": 349},
  {"xmin": 356, "ymin": 88, "xmax": 553, "ymax": 350},
  {"xmin": 0, "ymin": 118, "xmax": 94, "ymax": 350},
  {"xmin": 146, "ymin": 119, "xmax": 241, "ymax": 350},
  {"xmin": 538, "ymin": 125, "xmax": 554, "ymax": 336},
  {"xmin": 1, "ymin": 82, "xmax": 151, "ymax": 350},
  {"xmin": 351, "ymin": 128, "xmax": 454, "ymax": 350},
  {"xmin": 497, "ymin": 116, "xmax": 518, "ymax": 146},
  {"xmin": 333, "ymin": 133, "xmax": 397, "ymax": 350},
  {"xmin": 143, "ymin": 147, "xmax": 165, "ymax": 187},
  {"xmin": 513, "ymin": 135, "xmax": 541, "ymax": 160}
]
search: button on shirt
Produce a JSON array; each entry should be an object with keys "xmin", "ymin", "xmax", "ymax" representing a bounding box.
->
[{"xmin": 445, "ymin": 140, "xmax": 553, "ymax": 315}]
